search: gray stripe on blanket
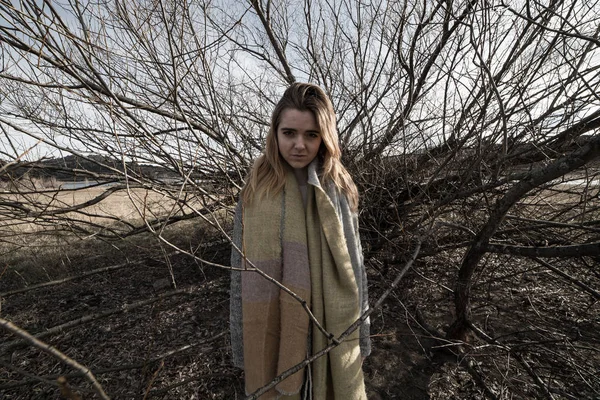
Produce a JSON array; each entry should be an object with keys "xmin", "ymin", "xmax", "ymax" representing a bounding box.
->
[
  {"xmin": 282, "ymin": 241, "xmax": 311, "ymax": 290},
  {"xmin": 241, "ymin": 260, "xmax": 282, "ymax": 302}
]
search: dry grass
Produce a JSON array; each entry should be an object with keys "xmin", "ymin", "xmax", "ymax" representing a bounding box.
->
[
  {"xmin": 0, "ymin": 185, "xmax": 210, "ymax": 235},
  {"xmin": 0, "ymin": 185, "xmax": 229, "ymax": 291}
]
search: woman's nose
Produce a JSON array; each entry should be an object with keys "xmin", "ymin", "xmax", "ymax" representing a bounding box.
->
[{"xmin": 294, "ymin": 137, "xmax": 306, "ymax": 149}]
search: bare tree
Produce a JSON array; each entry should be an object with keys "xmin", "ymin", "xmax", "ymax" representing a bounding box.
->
[{"xmin": 1, "ymin": 0, "xmax": 599, "ymax": 398}]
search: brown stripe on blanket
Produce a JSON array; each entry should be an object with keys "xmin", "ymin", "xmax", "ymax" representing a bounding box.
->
[{"xmin": 243, "ymin": 300, "xmax": 280, "ymax": 396}]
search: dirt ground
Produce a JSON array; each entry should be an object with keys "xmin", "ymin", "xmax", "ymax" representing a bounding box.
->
[
  {"xmin": 0, "ymin": 222, "xmax": 598, "ymax": 399},
  {"xmin": 0, "ymin": 232, "xmax": 454, "ymax": 399}
]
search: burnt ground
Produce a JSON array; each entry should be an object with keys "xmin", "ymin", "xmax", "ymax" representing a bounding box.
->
[{"xmin": 0, "ymin": 223, "xmax": 598, "ymax": 399}]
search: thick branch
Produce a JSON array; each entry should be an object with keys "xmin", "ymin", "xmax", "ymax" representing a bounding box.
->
[
  {"xmin": 249, "ymin": 0, "xmax": 295, "ymax": 84},
  {"xmin": 449, "ymin": 129, "xmax": 600, "ymax": 340}
]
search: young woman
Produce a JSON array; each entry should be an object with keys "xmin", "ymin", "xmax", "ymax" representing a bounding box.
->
[{"xmin": 230, "ymin": 82, "xmax": 370, "ymax": 399}]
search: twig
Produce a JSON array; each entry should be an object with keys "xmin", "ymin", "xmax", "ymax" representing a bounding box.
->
[
  {"xmin": 0, "ymin": 331, "xmax": 226, "ymax": 391},
  {"xmin": 414, "ymin": 308, "xmax": 446, "ymax": 339},
  {"xmin": 534, "ymin": 258, "xmax": 600, "ymax": 300},
  {"xmin": 548, "ymin": 388, "xmax": 580, "ymax": 400},
  {"xmin": 142, "ymin": 360, "xmax": 164, "ymax": 400},
  {"xmin": 512, "ymin": 352, "xmax": 556, "ymax": 400},
  {"xmin": 0, "ymin": 286, "xmax": 198, "ymax": 354},
  {"xmin": 0, "ymin": 318, "xmax": 110, "ymax": 400},
  {"xmin": 154, "ymin": 331, "xmax": 227, "ymax": 360},
  {"xmin": 0, "ymin": 258, "xmax": 154, "ymax": 297},
  {"xmin": 0, "ymin": 359, "xmax": 61, "ymax": 390},
  {"xmin": 486, "ymin": 242, "xmax": 600, "ymax": 258},
  {"xmin": 468, "ymin": 321, "xmax": 561, "ymax": 400},
  {"xmin": 463, "ymin": 358, "xmax": 499, "ymax": 400},
  {"xmin": 146, "ymin": 373, "xmax": 235, "ymax": 397}
]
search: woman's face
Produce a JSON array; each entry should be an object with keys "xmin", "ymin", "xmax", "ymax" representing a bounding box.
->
[{"xmin": 276, "ymin": 108, "xmax": 322, "ymax": 171}]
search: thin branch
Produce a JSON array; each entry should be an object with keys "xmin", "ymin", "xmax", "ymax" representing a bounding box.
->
[
  {"xmin": 500, "ymin": 2, "xmax": 600, "ymax": 47},
  {"xmin": 533, "ymin": 257, "xmax": 600, "ymax": 300},
  {"xmin": 1, "ymin": 286, "xmax": 200, "ymax": 354},
  {"xmin": 0, "ymin": 258, "xmax": 154, "ymax": 297},
  {"xmin": 0, "ymin": 331, "xmax": 226, "ymax": 391},
  {"xmin": 246, "ymin": 238, "xmax": 422, "ymax": 400},
  {"xmin": 0, "ymin": 318, "xmax": 110, "ymax": 400},
  {"xmin": 486, "ymin": 242, "xmax": 600, "ymax": 258}
]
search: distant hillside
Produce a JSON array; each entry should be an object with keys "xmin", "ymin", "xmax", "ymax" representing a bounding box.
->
[{"xmin": 1, "ymin": 155, "xmax": 179, "ymax": 182}]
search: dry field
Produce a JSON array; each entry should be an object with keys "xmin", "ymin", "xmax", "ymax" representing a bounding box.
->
[{"xmin": 0, "ymin": 184, "xmax": 209, "ymax": 235}]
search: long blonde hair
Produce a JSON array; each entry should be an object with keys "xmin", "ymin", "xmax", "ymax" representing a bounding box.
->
[{"xmin": 241, "ymin": 82, "xmax": 358, "ymax": 210}]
